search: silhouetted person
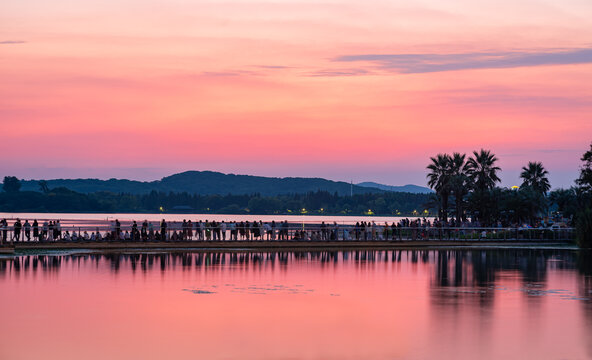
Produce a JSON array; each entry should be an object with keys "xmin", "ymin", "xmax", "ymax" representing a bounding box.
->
[
  {"xmin": 215, "ymin": 221, "xmax": 220, "ymax": 240},
  {"xmin": 47, "ymin": 221, "xmax": 53, "ymax": 240},
  {"xmin": 282, "ymin": 221, "xmax": 289, "ymax": 240},
  {"xmin": 187, "ymin": 220, "xmax": 193, "ymax": 240},
  {"xmin": 56, "ymin": 220, "xmax": 62, "ymax": 240},
  {"xmin": 24, "ymin": 220, "xmax": 31, "ymax": 241},
  {"xmin": 141, "ymin": 220, "xmax": 148, "ymax": 241},
  {"xmin": 132, "ymin": 221, "xmax": 138, "ymax": 241},
  {"xmin": 252, "ymin": 221, "xmax": 260, "ymax": 240},
  {"xmin": 14, "ymin": 219, "xmax": 22, "ymax": 242},
  {"xmin": 270, "ymin": 221, "xmax": 276, "ymax": 240},
  {"xmin": 148, "ymin": 221, "xmax": 154, "ymax": 240},
  {"xmin": 197, "ymin": 220, "xmax": 204, "ymax": 241},
  {"xmin": 115, "ymin": 219, "xmax": 121, "ymax": 237},
  {"xmin": 33, "ymin": 220, "xmax": 39, "ymax": 241},
  {"xmin": 239, "ymin": 221, "xmax": 245, "ymax": 240},
  {"xmin": 220, "ymin": 221, "xmax": 227, "ymax": 241},
  {"xmin": 1, "ymin": 219, "xmax": 7, "ymax": 244},
  {"xmin": 160, "ymin": 219, "xmax": 167, "ymax": 241},
  {"xmin": 361, "ymin": 222, "xmax": 366, "ymax": 240},
  {"xmin": 42, "ymin": 220, "xmax": 48, "ymax": 241},
  {"xmin": 230, "ymin": 221, "xmax": 237, "ymax": 240},
  {"xmin": 52, "ymin": 221, "xmax": 59, "ymax": 240},
  {"xmin": 205, "ymin": 220, "xmax": 211, "ymax": 240}
]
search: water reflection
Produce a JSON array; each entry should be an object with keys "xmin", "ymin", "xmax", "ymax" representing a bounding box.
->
[
  {"xmin": 577, "ymin": 250, "xmax": 592, "ymax": 356},
  {"xmin": 435, "ymin": 249, "xmax": 564, "ymax": 287},
  {"xmin": 1, "ymin": 249, "xmax": 591, "ymax": 359},
  {"xmin": 4, "ymin": 249, "xmax": 589, "ymax": 308},
  {"xmin": 430, "ymin": 250, "xmax": 592, "ymax": 303},
  {"xmin": 0, "ymin": 249, "xmax": 585, "ymax": 277},
  {"xmin": 1, "ymin": 250, "xmax": 589, "ymax": 296}
]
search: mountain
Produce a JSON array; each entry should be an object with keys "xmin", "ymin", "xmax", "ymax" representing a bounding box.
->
[
  {"xmin": 357, "ymin": 182, "xmax": 433, "ymax": 194},
  {"xmin": 16, "ymin": 171, "xmax": 387, "ymax": 196}
]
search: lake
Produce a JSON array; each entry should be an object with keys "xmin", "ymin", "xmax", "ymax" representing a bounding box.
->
[{"xmin": 1, "ymin": 249, "xmax": 590, "ymax": 359}]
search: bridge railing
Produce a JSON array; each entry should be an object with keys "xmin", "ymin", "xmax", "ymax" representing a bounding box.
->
[{"xmin": 0, "ymin": 223, "xmax": 576, "ymax": 243}]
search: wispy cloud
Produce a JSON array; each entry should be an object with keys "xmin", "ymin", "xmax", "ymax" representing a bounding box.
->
[
  {"xmin": 448, "ymin": 92, "xmax": 592, "ymax": 109},
  {"xmin": 500, "ymin": 148, "xmax": 581, "ymax": 157},
  {"xmin": 0, "ymin": 40, "xmax": 26, "ymax": 44},
  {"xmin": 201, "ymin": 71, "xmax": 243, "ymax": 77},
  {"xmin": 201, "ymin": 70, "xmax": 263, "ymax": 77},
  {"xmin": 334, "ymin": 48, "xmax": 592, "ymax": 73},
  {"xmin": 307, "ymin": 68, "xmax": 371, "ymax": 77},
  {"xmin": 536, "ymin": 148, "xmax": 581, "ymax": 154},
  {"xmin": 253, "ymin": 65, "xmax": 291, "ymax": 70}
]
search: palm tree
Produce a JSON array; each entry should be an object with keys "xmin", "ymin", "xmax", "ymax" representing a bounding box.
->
[
  {"xmin": 520, "ymin": 161, "xmax": 551, "ymax": 195},
  {"xmin": 467, "ymin": 149, "xmax": 501, "ymax": 192},
  {"xmin": 449, "ymin": 153, "xmax": 471, "ymax": 225},
  {"xmin": 466, "ymin": 149, "xmax": 501, "ymax": 225},
  {"xmin": 427, "ymin": 154, "xmax": 451, "ymax": 221}
]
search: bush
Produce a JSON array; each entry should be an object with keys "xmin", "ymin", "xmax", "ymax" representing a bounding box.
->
[{"xmin": 576, "ymin": 207, "xmax": 592, "ymax": 248}]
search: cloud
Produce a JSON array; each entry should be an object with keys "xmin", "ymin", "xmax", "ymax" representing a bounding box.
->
[
  {"xmin": 449, "ymin": 92, "xmax": 592, "ymax": 109},
  {"xmin": 201, "ymin": 70, "xmax": 263, "ymax": 77},
  {"xmin": 307, "ymin": 68, "xmax": 371, "ymax": 77},
  {"xmin": 500, "ymin": 148, "xmax": 581, "ymax": 158},
  {"xmin": 333, "ymin": 48, "xmax": 592, "ymax": 73},
  {"xmin": 201, "ymin": 71, "xmax": 243, "ymax": 77},
  {"xmin": 0, "ymin": 40, "xmax": 26, "ymax": 44},
  {"xmin": 536, "ymin": 148, "xmax": 581, "ymax": 154},
  {"xmin": 253, "ymin": 65, "xmax": 291, "ymax": 69}
]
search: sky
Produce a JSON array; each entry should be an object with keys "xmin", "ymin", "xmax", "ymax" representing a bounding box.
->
[{"xmin": 1, "ymin": 0, "xmax": 591, "ymax": 189}]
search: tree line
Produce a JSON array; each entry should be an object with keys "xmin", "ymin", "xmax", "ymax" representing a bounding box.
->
[
  {"xmin": 426, "ymin": 144, "xmax": 592, "ymax": 247},
  {"xmin": 0, "ymin": 179, "xmax": 433, "ymax": 216}
]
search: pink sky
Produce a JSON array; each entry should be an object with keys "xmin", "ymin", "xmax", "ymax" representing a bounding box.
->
[{"xmin": 1, "ymin": 0, "xmax": 592, "ymax": 188}]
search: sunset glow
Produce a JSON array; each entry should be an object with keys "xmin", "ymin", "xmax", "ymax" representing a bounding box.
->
[{"xmin": 2, "ymin": 0, "xmax": 591, "ymax": 187}]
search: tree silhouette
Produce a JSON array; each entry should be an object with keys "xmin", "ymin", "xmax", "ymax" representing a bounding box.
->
[
  {"xmin": 427, "ymin": 153, "xmax": 452, "ymax": 221},
  {"xmin": 449, "ymin": 153, "xmax": 471, "ymax": 226},
  {"xmin": 520, "ymin": 162, "xmax": 551, "ymax": 195},
  {"xmin": 576, "ymin": 142, "xmax": 592, "ymax": 193},
  {"xmin": 38, "ymin": 180, "xmax": 50, "ymax": 193},
  {"xmin": 467, "ymin": 149, "xmax": 501, "ymax": 224},
  {"xmin": 2, "ymin": 176, "xmax": 21, "ymax": 193},
  {"xmin": 467, "ymin": 149, "xmax": 501, "ymax": 192}
]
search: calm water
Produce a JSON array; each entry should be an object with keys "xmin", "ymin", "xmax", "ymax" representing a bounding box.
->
[{"xmin": 1, "ymin": 249, "xmax": 591, "ymax": 359}]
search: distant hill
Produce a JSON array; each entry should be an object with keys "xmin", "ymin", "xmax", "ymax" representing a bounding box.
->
[
  {"xmin": 357, "ymin": 182, "xmax": 433, "ymax": 194},
  {"xmin": 16, "ymin": 171, "xmax": 389, "ymax": 196}
]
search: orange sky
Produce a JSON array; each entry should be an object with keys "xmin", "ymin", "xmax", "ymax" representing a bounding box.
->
[{"xmin": 1, "ymin": 0, "xmax": 592, "ymax": 187}]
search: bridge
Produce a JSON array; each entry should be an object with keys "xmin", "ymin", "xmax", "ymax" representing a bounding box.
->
[{"xmin": 0, "ymin": 218, "xmax": 576, "ymax": 253}]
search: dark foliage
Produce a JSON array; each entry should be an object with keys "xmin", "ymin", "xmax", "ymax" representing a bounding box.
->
[
  {"xmin": 576, "ymin": 207, "xmax": 592, "ymax": 248},
  {"xmin": 2, "ymin": 176, "xmax": 21, "ymax": 193},
  {"xmin": 466, "ymin": 187, "xmax": 547, "ymax": 226},
  {"xmin": 0, "ymin": 188, "xmax": 433, "ymax": 215},
  {"xmin": 576, "ymin": 142, "xmax": 592, "ymax": 193}
]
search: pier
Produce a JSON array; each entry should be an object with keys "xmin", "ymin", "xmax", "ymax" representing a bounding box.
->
[{"xmin": 0, "ymin": 218, "xmax": 576, "ymax": 252}]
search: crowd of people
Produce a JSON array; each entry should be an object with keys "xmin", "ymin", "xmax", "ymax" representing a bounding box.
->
[
  {"xmin": 0, "ymin": 216, "xmax": 574, "ymax": 245},
  {"xmin": 0, "ymin": 218, "xmax": 425, "ymax": 243},
  {"xmin": 0, "ymin": 219, "xmax": 65, "ymax": 243},
  {"xmin": 103, "ymin": 219, "xmax": 296, "ymax": 242}
]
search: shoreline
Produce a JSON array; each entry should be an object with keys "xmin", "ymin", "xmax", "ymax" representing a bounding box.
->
[{"xmin": 1, "ymin": 240, "xmax": 577, "ymax": 254}]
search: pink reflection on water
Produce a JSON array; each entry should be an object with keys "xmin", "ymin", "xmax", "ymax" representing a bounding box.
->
[{"xmin": 0, "ymin": 250, "xmax": 590, "ymax": 359}]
